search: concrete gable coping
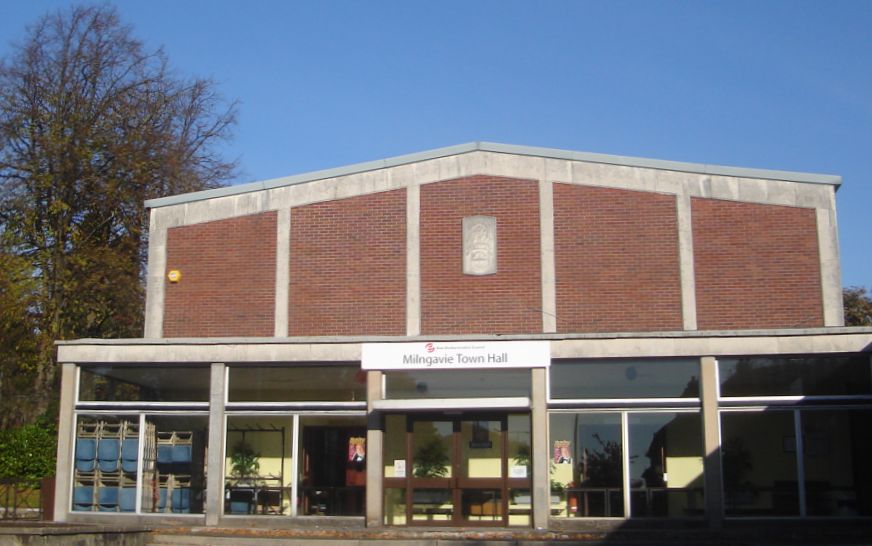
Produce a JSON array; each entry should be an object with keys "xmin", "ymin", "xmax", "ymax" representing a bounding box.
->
[{"xmin": 144, "ymin": 142, "xmax": 842, "ymax": 210}]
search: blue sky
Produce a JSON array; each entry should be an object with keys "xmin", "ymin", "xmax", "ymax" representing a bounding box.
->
[{"xmin": 2, "ymin": 1, "xmax": 870, "ymax": 287}]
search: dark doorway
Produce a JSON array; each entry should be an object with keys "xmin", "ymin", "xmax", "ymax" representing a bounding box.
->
[{"xmin": 300, "ymin": 426, "xmax": 366, "ymax": 516}]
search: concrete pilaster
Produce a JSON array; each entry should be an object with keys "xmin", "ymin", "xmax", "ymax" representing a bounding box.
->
[
  {"xmin": 365, "ymin": 370, "xmax": 384, "ymax": 527},
  {"xmin": 406, "ymin": 185, "xmax": 421, "ymax": 336},
  {"xmin": 531, "ymin": 368, "xmax": 549, "ymax": 529},
  {"xmin": 817, "ymin": 205, "xmax": 844, "ymax": 326},
  {"xmin": 274, "ymin": 208, "xmax": 291, "ymax": 336},
  {"xmin": 539, "ymin": 180, "xmax": 557, "ymax": 333},
  {"xmin": 53, "ymin": 363, "xmax": 77, "ymax": 522},
  {"xmin": 205, "ymin": 363, "xmax": 226, "ymax": 526},
  {"xmin": 677, "ymin": 191, "xmax": 698, "ymax": 331},
  {"xmin": 144, "ymin": 211, "xmax": 166, "ymax": 338},
  {"xmin": 700, "ymin": 356, "xmax": 723, "ymax": 528}
]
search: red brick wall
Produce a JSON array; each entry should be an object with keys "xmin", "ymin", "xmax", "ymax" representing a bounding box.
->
[
  {"xmin": 554, "ymin": 184, "xmax": 683, "ymax": 333},
  {"xmin": 164, "ymin": 212, "xmax": 277, "ymax": 337},
  {"xmin": 420, "ymin": 176, "xmax": 541, "ymax": 334},
  {"xmin": 692, "ymin": 198, "xmax": 823, "ymax": 329},
  {"xmin": 289, "ymin": 190, "xmax": 406, "ymax": 336}
]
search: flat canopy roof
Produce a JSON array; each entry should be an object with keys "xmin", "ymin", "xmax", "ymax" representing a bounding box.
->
[{"xmin": 145, "ymin": 141, "xmax": 842, "ymax": 209}]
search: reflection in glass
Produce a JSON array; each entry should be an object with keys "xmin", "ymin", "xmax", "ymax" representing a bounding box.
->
[
  {"xmin": 224, "ymin": 416, "xmax": 293, "ymax": 515},
  {"xmin": 507, "ymin": 414, "xmax": 531, "ymax": 481},
  {"xmin": 718, "ymin": 354, "xmax": 872, "ymax": 397},
  {"xmin": 142, "ymin": 415, "xmax": 208, "ymax": 514},
  {"xmin": 383, "ymin": 415, "xmax": 406, "ymax": 479},
  {"xmin": 721, "ymin": 411, "xmax": 798, "ymax": 516},
  {"xmin": 385, "ymin": 369, "xmax": 530, "ymax": 399},
  {"xmin": 802, "ymin": 410, "xmax": 872, "ymax": 516},
  {"xmin": 79, "ymin": 366, "xmax": 210, "ymax": 402},
  {"xmin": 384, "ymin": 488, "xmax": 406, "ymax": 525},
  {"xmin": 550, "ymin": 359, "xmax": 700, "ymax": 399},
  {"xmin": 412, "ymin": 421, "xmax": 452, "ymax": 478},
  {"xmin": 508, "ymin": 488, "xmax": 532, "ymax": 526},
  {"xmin": 550, "ymin": 413, "xmax": 624, "ymax": 517},
  {"xmin": 461, "ymin": 420, "xmax": 502, "ymax": 478},
  {"xmin": 628, "ymin": 413, "xmax": 704, "ymax": 517},
  {"xmin": 411, "ymin": 488, "xmax": 453, "ymax": 521},
  {"xmin": 462, "ymin": 489, "xmax": 502, "ymax": 522},
  {"xmin": 227, "ymin": 365, "xmax": 366, "ymax": 402}
]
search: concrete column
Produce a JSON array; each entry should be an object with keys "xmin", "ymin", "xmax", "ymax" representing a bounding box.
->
[
  {"xmin": 274, "ymin": 208, "xmax": 291, "ymax": 336},
  {"xmin": 144, "ymin": 210, "xmax": 167, "ymax": 338},
  {"xmin": 699, "ymin": 356, "xmax": 723, "ymax": 528},
  {"xmin": 817, "ymin": 205, "xmax": 844, "ymax": 326},
  {"xmin": 539, "ymin": 180, "xmax": 557, "ymax": 333},
  {"xmin": 205, "ymin": 363, "xmax": 226, "ymax": 526},
  {"xmin": 53, "ymin": 363, "xmax": 78, "ymax": 522},
  {"xmin": 365, "ymin": 370, "xmax": 384, "ymax": 527},
  {"xmin": 406, "ymin": 185, "xmax": 421, "ymax": 336},
  {"xmin": 531, "ymin": 367, "xmax": 549, "ymax": 529},
  {"xmin": 677, "ymin": 191, "xmax": 698, "ymax": 331}
]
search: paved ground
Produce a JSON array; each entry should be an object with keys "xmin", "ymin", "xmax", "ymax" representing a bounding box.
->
[{"xmin": 2, "ymin": 522, "xmax": 871, "ymax": 546}]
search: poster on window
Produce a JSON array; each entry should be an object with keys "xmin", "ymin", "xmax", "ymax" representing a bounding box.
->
[
  {"xmin": 553, "ymin": 440, "xmax": 572, "ymax": 464},
  {"xmin": 348, "ymin": 437, "xmax": 366, "ymax": 463},
  {"xmin": 346, "ymin": 436, "xmax": 366, "ymax": 486}
]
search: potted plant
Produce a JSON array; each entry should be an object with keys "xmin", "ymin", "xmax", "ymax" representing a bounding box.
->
[
  {"xmin": 229, "ymin": 441, "xmax": 260, "ymax": 485},
  {"xmin": 413, "ymin": 438, "xmax": 449, "ymax": 478}
]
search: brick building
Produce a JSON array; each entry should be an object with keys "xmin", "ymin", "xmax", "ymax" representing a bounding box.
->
[{"xmin": 55, "ymin": 142, "xmax": 872, "ymax": 529}]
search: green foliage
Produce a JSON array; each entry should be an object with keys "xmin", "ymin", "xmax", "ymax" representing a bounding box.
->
[
  {"xmin": 844, "ymin": 286, "xmax": 872, "ymax": 326},
  {"xmin": 229, "ymin": 441, "xmax": 260, "ymax": 479},
  {"xmin": 0, "ymin": 416, "xmax": 57, "ymax": 481},
  {"xmin": 0, "ymin": 5, "xmax": 236, "ymax": 428},
  {"xmin": 413, "ymin": 438, "xmax": 450, "ymax": 478}
]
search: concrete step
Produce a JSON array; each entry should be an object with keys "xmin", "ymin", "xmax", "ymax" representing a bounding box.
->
[{"xmin": 145, "ymin": 527, "xmax": 872, "ymax": 546}]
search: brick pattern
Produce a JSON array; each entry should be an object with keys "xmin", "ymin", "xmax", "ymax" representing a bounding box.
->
[
  {"xmin": 164, "ymin": 212, "xmax": 277, "ymax": 337},
  {"xmin": 289, "ymin": 190, "xmax": 406, "ymax": 336},
  {"xmin": 421, "ymin": 176, "xmax": 541, "ymax": 334},
  {"xmin": 692, "ymin": 198, "xmax": 823, "ymax": 330},
  {"xmin": 554, "ymin": 184, "xmax": 683, "ymax": 333}
]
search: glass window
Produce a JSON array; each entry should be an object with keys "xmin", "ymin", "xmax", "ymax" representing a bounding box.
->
[
  {"xmin": 550, "ymin": 413, "xmax": 624, "ymax": 517},
  {"xmin": 384, "ymin": 488, "xmax": 407, "ymax": 525},
  {"xmin": 384, "ymin": 369, "xmax": 530, "ymax": 399},
  {"xmin": 297, "ymin": 415, "xmax": 367, "ymax": 516},
  {"xmin": 72, "ymin": 414, "xmax": 208, "ymax": 515},
  {"xmin": 550, "ymin": 359, "xmax": 700, "ymax": 399},
  {"xmin": 141, "ymin": 415, "xmax": 208, "ymax": 514},
  {"xmin": 227, "ymin": 365, "xmax": 366, "ymax": 402},
  {"xmin": 718, "ymin": 354, "xmax": 872, "ymax": 398},
  {"xmin": 224, "ymin": 416, "xmax": 294, "ymax": 515},
  {"xmin": 627, "ymin": 412, "xmax": 704, "ymax": 517},
  {"xmin": 383, "ymin": 415, "xmax": 406, "ymax": 479},
  {"xmin": 79, "ymin": 366, "xmax": 210, "ymax": 402},
  {"xmin": 72, "ymin": 415, "xmax": 139, "ymax": 512},
  {"xmin": 721, "ymin": 411, "xmax": 799, "ymax": 516},
  {"xmin": 801, "ymin": 409, "xmax": 872, "ymax": 516}
]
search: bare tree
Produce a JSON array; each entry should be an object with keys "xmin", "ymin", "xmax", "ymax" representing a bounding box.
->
[{"xmin": 0, "ymin": 5, "xmax": 237, "ymax": 427}]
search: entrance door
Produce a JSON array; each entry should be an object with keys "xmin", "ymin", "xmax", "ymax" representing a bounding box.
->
[
  {"xmin": 389, "ymin": 413, "xmax": 529, "ymax": 526},
  {"xmin": 300, "ymin": 426, "xmax": 366, "ymax": 516}
]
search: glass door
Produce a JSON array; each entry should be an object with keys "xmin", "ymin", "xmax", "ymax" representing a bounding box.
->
[
  {"xmin": 457, "ymin": 418, "xmax": 505, "ymax": 524},
  {"xmin": 390, "ymin": 413, "xmax": 523, "ymax": 526},
  {"xmin": 409, "ymin": 418, "xmax": 455, "ymax": 523}
]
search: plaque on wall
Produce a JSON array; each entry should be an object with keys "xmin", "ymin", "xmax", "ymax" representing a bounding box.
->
[{"xmin": 462, "ymin": 215, "xmax": 497, "ymax": 275}]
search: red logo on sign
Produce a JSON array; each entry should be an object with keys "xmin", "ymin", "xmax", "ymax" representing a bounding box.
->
[{"xmin": 425, "ymin": 343, "xmax": 435, "ymax": 353}]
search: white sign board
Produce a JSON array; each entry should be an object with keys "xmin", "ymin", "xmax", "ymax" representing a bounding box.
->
[
  {"xmin": 362, "ymin": 341, "xmax": 549, "ymax": 370},
  {"xmin": 509, "ymin": 465, "xmax": 528, "ymax": 478},
  {"xmin": 394, "ymin": 460, "xmax": 406, "ymax": 478}
]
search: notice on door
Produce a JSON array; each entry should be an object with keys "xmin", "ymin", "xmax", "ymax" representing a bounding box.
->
[{"xmin": 394, "ymin": 460, "xmax": 406, "ymax": 478}]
